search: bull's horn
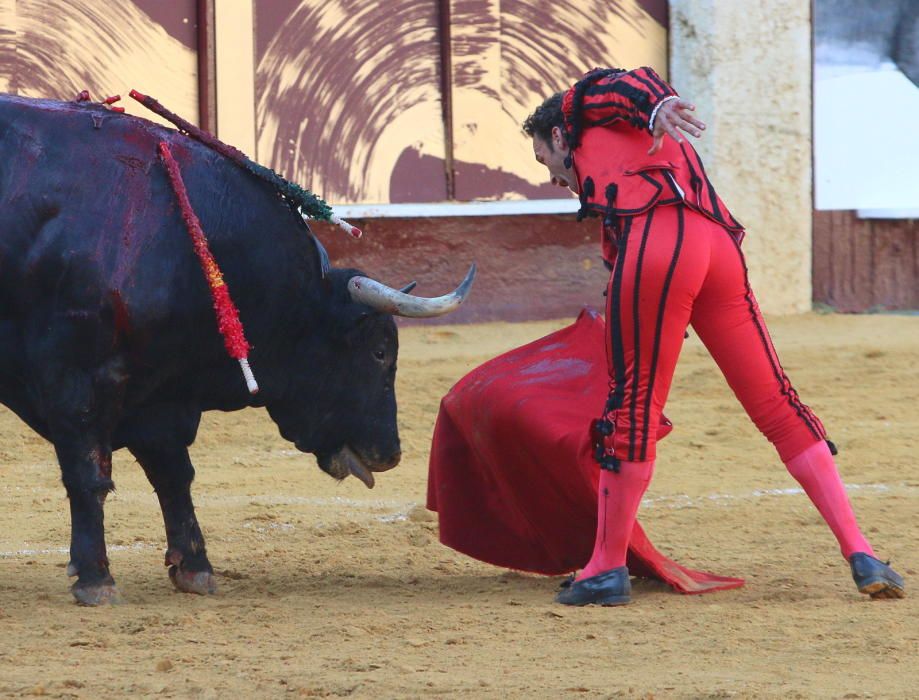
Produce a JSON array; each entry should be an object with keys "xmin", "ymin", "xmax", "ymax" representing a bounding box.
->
[{"xmin": 347, "ymin": 264, "xmax": 476, "ymax": 318}]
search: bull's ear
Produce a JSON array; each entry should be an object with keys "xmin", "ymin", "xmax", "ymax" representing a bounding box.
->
[{"xmin": 308, "ymin": 231, "xmax": 331, "ymax": 280}]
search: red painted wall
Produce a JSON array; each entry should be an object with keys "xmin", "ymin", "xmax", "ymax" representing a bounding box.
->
[{"xmin": 314, "ymin": 214, "xmax": 611, "ymax": 325}]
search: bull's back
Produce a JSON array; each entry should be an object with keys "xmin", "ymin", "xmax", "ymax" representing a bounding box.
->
[
  {"xmin": 0, "ymin": 95, "xmax": 230, "ymax": 316},
  {"xmin": 0, "ymin": 94, "xmax": 165, "ymax": 220},
  {"xmin": 0, "ymin": 97, "xmax": 149, "ymax": 290}
]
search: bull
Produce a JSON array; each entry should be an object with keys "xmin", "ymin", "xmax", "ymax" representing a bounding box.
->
[{"xmin": 0, "ymin": 94, "xmax": 474, "ymax": 605}]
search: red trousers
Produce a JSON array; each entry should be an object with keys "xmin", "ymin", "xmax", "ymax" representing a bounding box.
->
[{"xmin": 603, "ymin": 204, "xmax": 827, "ymax": 463}]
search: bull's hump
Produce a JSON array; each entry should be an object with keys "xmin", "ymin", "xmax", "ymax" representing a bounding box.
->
[
  {"xmin": 0, "ymin": 93, "xmax": 173, "ymax": 142},
  {"xmin": 0, "ymin": 93, "xmax": 110, "ymax": 119}
]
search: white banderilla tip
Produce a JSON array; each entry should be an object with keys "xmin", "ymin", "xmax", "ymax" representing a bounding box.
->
[
  {"xmin": 330, "ymin": 214, "xmax": 362, "ymax": 239},
  {"xmin": 239, "ymin": 357, "xmax": 259, "ymax": 394}
]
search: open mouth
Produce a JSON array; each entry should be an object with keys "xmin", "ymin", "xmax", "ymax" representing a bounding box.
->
[{"xmin": 321, "ymin": 445, "xmax": 376, "ymax": 489}]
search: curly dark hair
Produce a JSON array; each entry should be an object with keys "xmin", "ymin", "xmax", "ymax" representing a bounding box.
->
[{"xmin": 522, "ymin": 91, "xmax": 565, "ymax": 146}]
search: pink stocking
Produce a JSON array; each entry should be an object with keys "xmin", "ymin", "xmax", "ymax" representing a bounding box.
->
[
  {"xmin": 578, "ymin": 460, "xmax": 654, "ymax": 580},
  {"xmin": 784, "ymin": 441, "xmax": 874, "ymax": 559}
]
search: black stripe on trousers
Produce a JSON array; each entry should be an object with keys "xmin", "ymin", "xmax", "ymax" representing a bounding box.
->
[
  {"xmin": 607, "ymin": 218, "xmax": 634, "ymax": 415},
  {"xmin": 627, "ymin": 209, "xmax": 655, "ymax": 461},
  {"xmin": 727, "ymin": 236, "xmax": 825, "ymax": 440},
  {"xmin": 640, "ymin": 206, "xmax": 686, "ymax": 461}
]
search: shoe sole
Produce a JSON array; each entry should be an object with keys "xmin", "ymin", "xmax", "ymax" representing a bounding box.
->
[
  {"xmin": 859, "ymin": 580, "xmax": 905, "ymax": 599},
  {"xmin": 596, "ymin": 596, "xmax": 631, "ymax": 606}
]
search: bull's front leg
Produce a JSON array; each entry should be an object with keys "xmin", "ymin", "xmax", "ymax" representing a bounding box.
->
[
  {"xmin": 44, "ymin": 365, "xmax": 125, "ymax": 605},
  {"xmin": 130, "ymin": 445, "xmax": 216, "ymax": 594},
  {"xmin": 52, "ymin": 433, "xmax": 120, "ymax": 605},
  {"xmin": 29, "ymin": 312, "xmax": 128, "ymax": 604}
]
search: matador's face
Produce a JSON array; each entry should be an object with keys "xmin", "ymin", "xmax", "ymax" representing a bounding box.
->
[{"xmin": 532, "ymin": 126, "xmax": 579, "ymax": 194}]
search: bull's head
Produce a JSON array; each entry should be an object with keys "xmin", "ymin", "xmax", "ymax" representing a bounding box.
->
[{"xmin": 266, "ymin": 263, "xmax": 475, "ymax": 489}]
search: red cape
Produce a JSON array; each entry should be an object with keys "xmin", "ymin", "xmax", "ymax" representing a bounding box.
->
[{"xmin": 427, "ymin": 308, "xmax": 743, "ymax": 594}]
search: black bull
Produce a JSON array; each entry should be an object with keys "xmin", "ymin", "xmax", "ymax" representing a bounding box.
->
[{"xmin": 0, "ymin": 95, "xmax": 473, "ymax": 604}]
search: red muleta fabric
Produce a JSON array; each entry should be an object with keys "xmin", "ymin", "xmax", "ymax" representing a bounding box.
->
[{"xmin": 427, "ymin": 308, "xmax": 744, "ymax": 594}]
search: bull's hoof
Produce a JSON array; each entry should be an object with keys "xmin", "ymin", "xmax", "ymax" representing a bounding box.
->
[
  {"xmin": 169, "ymin": 565, "xmax": 217, "ymax": 595},
  {"xmin": 71, "ymin": 582, "xmax": 122, "ymax": 606}
]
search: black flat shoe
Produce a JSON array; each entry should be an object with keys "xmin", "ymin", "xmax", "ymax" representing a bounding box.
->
[
  {"xmin": 555, "ymin": 566, "xmax": 631, "ymax": 606},
  {"xmin": 849, "ymin": 552, "xmax": 905, "ymax": 599}
]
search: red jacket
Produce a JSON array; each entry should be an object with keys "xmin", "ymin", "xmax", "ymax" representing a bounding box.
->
[{"xmin": 561, "ymin": 68, "xmax": 744, "ymax": 261}]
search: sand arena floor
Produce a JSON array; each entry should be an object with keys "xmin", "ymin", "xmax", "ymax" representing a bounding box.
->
[{"xmin": 0, "ymin": 312, "xmax": 916, "ymax": 698}]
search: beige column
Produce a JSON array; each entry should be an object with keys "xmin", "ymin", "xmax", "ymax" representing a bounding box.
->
[
  {"xmin": 214, "ymin": 0, "xmax": 256, "ymax": 156},
  {"xmin": 669, "ymin": 0, "xmax": 813, "ymax": 314}
]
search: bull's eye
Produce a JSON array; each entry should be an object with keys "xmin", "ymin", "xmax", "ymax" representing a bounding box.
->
[{"xmin": 373, "ymin": 349, "xmax": 385, "ymax": 361}]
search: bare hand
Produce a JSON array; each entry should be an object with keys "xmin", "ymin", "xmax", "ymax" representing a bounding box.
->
[{"xmin": 648, "ymin": 99, "xmax": 706, "ymax": 155}]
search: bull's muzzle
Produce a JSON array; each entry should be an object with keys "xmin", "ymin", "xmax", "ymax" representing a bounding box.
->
[{"xmin": 326, "ymin": 445, "xmax": 400, "ymax": 489}]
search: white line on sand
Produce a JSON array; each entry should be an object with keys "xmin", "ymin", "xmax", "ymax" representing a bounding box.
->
[
  {"xmin": 1, "ymin": 482, "xmax": 911, "ymax": 558},
  {"xmin": 640, "ymin": 482, "xmax": 898, "ymax": 509},
  {"xmin": 0, "ymin": 542, "xmax": 159, "ymax": 559}
]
